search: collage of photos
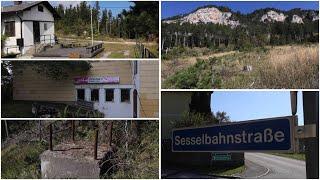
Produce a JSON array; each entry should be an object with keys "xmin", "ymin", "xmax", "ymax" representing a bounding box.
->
[{"xmin": 0, "ymin": 0, "xmax": 319, "ymax": 180}]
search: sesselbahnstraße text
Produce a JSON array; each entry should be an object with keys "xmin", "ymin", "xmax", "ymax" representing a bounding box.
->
[{"xmin": 174, "ymin": 128, "xmax": 285, "ymax": 146}]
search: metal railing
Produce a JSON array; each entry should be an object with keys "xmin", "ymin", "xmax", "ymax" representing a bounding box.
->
[
  {"xmin": 136, "ymin": 42, "xmax": 157, "ymax": 58},
  {"xmin": 47, "ymin": 120, "xmax": 111, "ymax": 160},
  {"xmin": 86, "ymin": 43, "xmax": 103, "ymax": 54},
  {"xmin": 39, "ymin": 34, "xmax": 56, "ymax": 45}
]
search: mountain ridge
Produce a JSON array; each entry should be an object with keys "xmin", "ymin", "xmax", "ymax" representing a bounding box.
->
[{"xmin": 163, "ymin": 5, "xmax": 319, "ymax": 26}]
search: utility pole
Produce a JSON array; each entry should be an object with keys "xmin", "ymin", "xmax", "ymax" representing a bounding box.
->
[
  {"xmin": 290, "ymin": 91, "xmax": 299, "ymax": 153},
  {"xmin": 91, "ymin": 8, "xmax": 93, "ymax": 46},
  {"xmin": 303, "ymin": 91, "xmax": 319, "ymax": 179},
  {"xmin": 97, "ymin": 17, "xmax": 100, "ymax": 34},
  {"xmin": 106, "ymin": 19, "xmax": 108, "ymax": 35}
]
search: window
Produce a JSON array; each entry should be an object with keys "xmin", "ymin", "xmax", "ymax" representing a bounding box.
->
[
  {"xmin": 44, "ymin": 23, "xmax": 47, "ymax": 31},
  {"xmin": 38, "ymin": 5, "xmax": 43, "ymax": 12},
  {"xmin": 91, "ymin": 89, "xmax": 99, "ymax": 101},
  {"xmin": 105, "ymin": 89, "xmax": 114, "ymax": 102},
  {"xmin": 4, "ymin": 22, "xmax": 15, "ymax": 37},
  {"xmin": 77, "ymin": 89, "xmax": 85, "ymax": 101},
  {"xmin": 121, "ymin": 89, "xmax": 130, "ymax": 102}
]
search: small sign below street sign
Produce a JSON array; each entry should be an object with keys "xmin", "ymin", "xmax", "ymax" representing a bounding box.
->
[
  {"xmin": 212, "ymin": 153, "xmax": 231, "ymax": 161},
  {"xmin": 172, "ymin": 116, "xmax": 295, "ymax": 152}
]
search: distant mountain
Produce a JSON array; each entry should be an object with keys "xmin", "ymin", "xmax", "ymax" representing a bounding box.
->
[
  {"xmin": 163, "ymin": 6, "xmax": 240, "ymax": 28},
  {"xmin": 163, "ymin": 5, "xmax": 319, "ymax": 27}
]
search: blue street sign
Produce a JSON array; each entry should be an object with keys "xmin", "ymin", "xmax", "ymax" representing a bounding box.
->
[{"xmin": 172, "ymin": 116, "xmax": 295, "ymax": 152}]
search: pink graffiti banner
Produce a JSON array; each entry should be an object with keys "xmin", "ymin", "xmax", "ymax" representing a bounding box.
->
[{"xmin": 74, "ymin": 76, "xmax": 120, "ymax": 84}]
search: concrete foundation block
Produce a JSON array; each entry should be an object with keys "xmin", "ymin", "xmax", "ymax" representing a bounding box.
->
[{"xmin": 40, "ymin": 141, "xmax": 109, "ymax": 179}]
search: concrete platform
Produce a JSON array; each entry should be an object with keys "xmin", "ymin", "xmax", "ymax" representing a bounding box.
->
[{"xmin": 40, "ymin": 141, "xmax": 110, "ymax": 179}]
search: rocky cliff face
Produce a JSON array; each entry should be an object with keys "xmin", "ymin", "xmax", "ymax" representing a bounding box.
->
[
  {"xmin": 261, "ymin": 10, "xmax": 287, "ymax": 22},
  {"xmin": 164, "ymin": 7, "xmax": 240, "ymax": 28},
  {"xmin": 292, "ymin": 15, "xmax": 304, "ymax": 24}
]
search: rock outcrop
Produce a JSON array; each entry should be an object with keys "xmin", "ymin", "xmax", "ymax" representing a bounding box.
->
[
  {"xmin": 261, "ymin": 10, "xmax": 287, "ymax": 22},
  {"xmin": 292, "ymin": 15, "xmax": 304, "ymax": 24},
  {"xmin": 164, "ymin": 7, "xmax": 240, "ymax": 28}
]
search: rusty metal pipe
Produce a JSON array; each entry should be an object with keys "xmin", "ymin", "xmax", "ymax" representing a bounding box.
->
[
  {"xmin": 94, "ymin": 129, "xmax": 98, "ymax": 160},
  {"xmin": 49, "ymin": 124, "xmax": 53, "ymax": 151}
]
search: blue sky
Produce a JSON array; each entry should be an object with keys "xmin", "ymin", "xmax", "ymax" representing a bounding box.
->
[
  {"xmin": 211, "ymin": 91, "xmax": 304, "ymax": 125},
  {"xmin": 162, "ymin": 1, "xmax": 319, "ymax": 19},
  {"xmin": 1, "ymin": 1, "xmax": 133, "ymax": 17}
]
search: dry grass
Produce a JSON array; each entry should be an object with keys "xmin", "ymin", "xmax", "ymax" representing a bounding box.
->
[
  {"xmin": 255, "ymin": 44, "xmax": 319, "ymax": 89},
  {"xmin": 163, "ymin": 44, "xmax": 319, "ymax": 89},
  {"xmin": 268, "ymin": 45, "xmax": 318, "ymax": 66}
]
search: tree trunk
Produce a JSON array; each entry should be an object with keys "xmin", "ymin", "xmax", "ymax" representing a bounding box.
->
[
  {"xmin": 161, "ymin": 38, "xmax": 165, "ymax": 50},
  {"xmin": 38, "ymin": 120, "xmax": 42, "ymax": 141},
  {"xmin": 4, "ymin": 120, "xmax": 9, "ymax": 138},
  {"xmin": 130, "ymin": 121, "xmax": 139, "ymax": 143}
]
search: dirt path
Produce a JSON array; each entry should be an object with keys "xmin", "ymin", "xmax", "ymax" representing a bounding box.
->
[
  {"xmin": 184, "ymin": 50, "xmax": 238, "ymax": 65},
  {"xmin": 162, "ymin": 50, "xmax": 238, "ymax": 82}
]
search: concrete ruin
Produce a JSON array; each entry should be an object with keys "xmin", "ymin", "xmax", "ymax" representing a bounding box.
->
[{"xmin": 40, "ymin": 141, "xmax": 110, "ymax": 179}]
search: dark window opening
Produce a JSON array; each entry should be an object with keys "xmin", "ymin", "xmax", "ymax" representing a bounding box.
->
[
  {"xmin": 121, "ymin": 89, "xmax": 130, "ymax": 102},
  {"xmin": 4, "ymin": 22, "xmax": 15, "ymax": 37},
  {"xmin": 91, "ymin": 89, "xmax": 99, "ymax": 101},
  {"xmin": 44, "ymin": 23, "xmax": 47, "ymax": 31},
  {"xmin": 38, "ymin": 5, "xmax": 43, "ymax": 12},
  {"xmin": 105, "ymin": 89, "xmax": 114, "ymax": 102},
  {"xmin": 77, "ymin": 89, "xmax": 85, "ymax": 101}
]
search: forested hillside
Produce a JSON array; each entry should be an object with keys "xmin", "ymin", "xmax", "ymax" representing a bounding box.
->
[
  {"xmin": 162, "ymin": 6, "xmax": 318, "ymax": 52},
  {"xmin": 54, "ymin": 1, "xmax": 158, "ymax": 40}
]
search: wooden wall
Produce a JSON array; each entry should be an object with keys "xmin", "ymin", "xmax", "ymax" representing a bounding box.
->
[
  {"xmin": 139, "ymin": 61, "xmax": 159, "ymax": 118},
  {"xmin": 13, "ymin": 61, "xmax": 133, "ymax": 102}
]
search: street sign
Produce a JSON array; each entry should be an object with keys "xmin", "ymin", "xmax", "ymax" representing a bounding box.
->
[
  {"xmin": 74, "ymin": 76, "xmax": 120, "ymax": 84},
  {"xmin": 172, "ymin": 116, "xmax": 295, "ymax": 152},
  {"xmin": 212, "ymin": 153, "xmax": 231, "ymax": 161}
]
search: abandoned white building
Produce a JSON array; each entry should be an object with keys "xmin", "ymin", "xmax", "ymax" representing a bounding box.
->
[{"xmin": 1, "ymin": 1, "xmax": 60, "ymax": 55}]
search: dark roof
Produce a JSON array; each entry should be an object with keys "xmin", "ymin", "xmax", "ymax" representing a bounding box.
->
[{"xmin": 1, "ymin": 1, "xmax": 60, "ymax": 19}]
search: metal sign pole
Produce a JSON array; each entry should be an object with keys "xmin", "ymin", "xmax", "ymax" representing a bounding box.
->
[{"xmin": 303, "ymin": 91, "xmax": 319, "ymax": 179}]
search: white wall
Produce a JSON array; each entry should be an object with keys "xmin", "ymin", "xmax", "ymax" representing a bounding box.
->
[
  {"xmin": 23, "ymin": 21, "xmax": 33, "ymax": 50},
  {"xmin": 22, "ymin": 4, "xmax": 54, "ymax": 21},
  {"xmin": 39, "ymin": 22, "xmax": 55, "ymax": 43},
  {"xmin": 75, "ymin": 84, "xmax": 134, "ymax": 118},
  {"xmin": 2, "ymin": 3, "xmax": 56, "ymax": 55}
]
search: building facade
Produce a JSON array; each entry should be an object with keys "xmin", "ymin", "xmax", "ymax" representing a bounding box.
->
[
  {"xmin": 13, "ymin": 61, "xmax": 159, "ymax": 118},
  {"xmin": 1, "ymin": 1, "xmax": 59, "ymax": 55}
]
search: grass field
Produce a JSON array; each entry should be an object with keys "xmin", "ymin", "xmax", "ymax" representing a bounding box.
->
[
  {"xmin": 211, "ymin": 165, "xmax": 245, "ymax": 176},
  {"xmin": 162, "ymin": 44, "xmax": 319, "ymax": 89},
  {"xmin": 1, "ymin": 141, "xmax": 47, "ymax": 179}
]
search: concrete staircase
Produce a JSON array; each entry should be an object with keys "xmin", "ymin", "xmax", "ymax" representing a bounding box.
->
[{"xmin": 25, "ymin": 43, "xmax": 47, "ymax": 56}]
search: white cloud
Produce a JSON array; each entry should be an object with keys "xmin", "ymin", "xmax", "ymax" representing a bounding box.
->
[{"xmin": 49, "ymin": 1, "xmax": 84, "ymax": 8}]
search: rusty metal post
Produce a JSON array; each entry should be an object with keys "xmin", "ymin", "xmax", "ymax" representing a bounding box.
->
[
  {"xmin": 49, "ymin": 124, "xmax": 53, "ymax": 151},
  {"xmin": 94, "ymin": 129, "xmax": 99, "ymax": 160},
  {"xmin": 72, "ymin": 120, "xmax": 75, "ymax": 142}
]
